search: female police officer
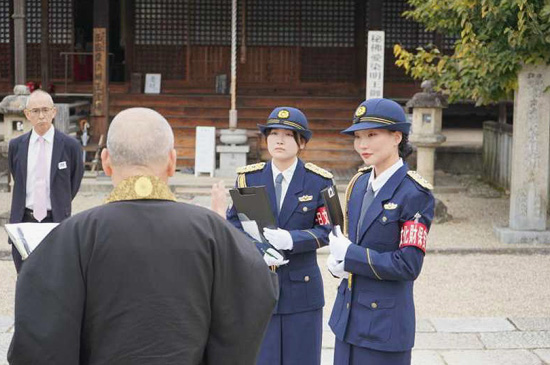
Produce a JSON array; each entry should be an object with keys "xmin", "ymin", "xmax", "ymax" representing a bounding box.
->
[
  {"xmin": 227, "ymin": 107, "xmax": 333, "ymax": 365},
  {"xmin": 327, "ymin": 98, "xmax": 435, "ymax": 364}
]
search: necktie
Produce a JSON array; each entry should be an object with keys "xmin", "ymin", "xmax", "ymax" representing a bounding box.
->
[
  {"xmin": 275, "ymin": 173, "xmax": 284, "ymax": 214},
  {"xmin": 356, "ymin": 183, "xmax": 374, "ymax": 235},
  {"xmin": 33, "ymin": 136, "xmax": 48, "ymax": 222}
]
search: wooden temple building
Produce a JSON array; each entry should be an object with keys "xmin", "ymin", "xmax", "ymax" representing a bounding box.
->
[{"xmin": 0, "ymin": 0, "xmax": 489, "ymax": 171}]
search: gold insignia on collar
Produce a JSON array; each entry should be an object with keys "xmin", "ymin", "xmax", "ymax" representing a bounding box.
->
[
  {"xmin": 277, "ymin": 109, "xmax": 290, "ymax": 119},
  {"xmin": 407, "ymin": 170, "xmax": 433, "ymax": 190},
  {"xmin": 236, "ymin": 162, "xmax": 266, "ymax": 174},
  {"xmin": 298, "ymin": 195, "xmax": 313, "ymax": 202},
  {"xmin": 358, "ymin": 166, "xmax": 373, "ymax": 173},
  {"xmin": 355, "ymin": 105, "xmax": 367, "ymax": 117},
  {"xmin": 304, "ymin": 162, "xmax": 333, "ymax": 179},
  {"xmin": 384, "ymin": 202, "xmax": 398, "ymax": 210},
  {"xmin": 105, "ymin": 175, "xmax": 176, "ymax": 203}
]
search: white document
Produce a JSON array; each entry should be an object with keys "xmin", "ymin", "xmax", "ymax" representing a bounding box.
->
[
  {"xmin": 240, "ymin": 220, "xmax": 263, "ymax": 242},
  {"xmin": 5, "ymin": 223, "xmax": 59, "ymax": 260}
]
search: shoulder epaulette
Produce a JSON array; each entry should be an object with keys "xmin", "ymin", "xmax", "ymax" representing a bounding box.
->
[
  {"xmin": 304, "ymin": 162, "xmax": 333, "ymax": 179},
  {"xmin": 235, "ymin": 162, "xmax": 266, "ymax": 174},
  {"xmin": 358, "ymin": 166, "xmax": 373, "ymax": 173},
  {"xmin": 407, "ymin": 170, "xmax": 433, "ymax": 190}
]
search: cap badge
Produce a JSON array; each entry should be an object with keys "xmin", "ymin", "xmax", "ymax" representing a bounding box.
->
[
  {"xmin": 277, "ymin": 109, "xmax": 290, "ymax": 119},
  {"xmin": 355, "ymin": 105, "xmax": 367, "ymax": 117}
]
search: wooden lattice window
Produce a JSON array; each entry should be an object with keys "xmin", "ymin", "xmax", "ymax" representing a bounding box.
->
[
  {"xmin": 191, "ymin": 0, "xmax": 232, "ymax": 45},
  {"xmin": 0, "ymin": 0, "xmax": 11, "ymax": 80},
  {"xmin": 300, "ymin": 0, "xmax": 354, "ymax": 47},
  {"xmin": 134, "ymin": 0, "xmax": 188, "ymax": 79},
  {"xmin": 246, "ymin": 0, "xmax": 299, "ymax": 46},
  {"xmin": 300, "ymin": 0, "xmax": 356, "ymax": 82},
  {"xmin": 25, "ymin": 0, "xmax": 73, "ymax": 80}
]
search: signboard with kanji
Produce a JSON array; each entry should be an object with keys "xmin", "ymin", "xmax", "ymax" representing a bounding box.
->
[{"xmin": 366, "ymin": 31, "xmax": 385, "ymax": 100}]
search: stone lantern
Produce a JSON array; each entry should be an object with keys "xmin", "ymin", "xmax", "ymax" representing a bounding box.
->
[
  {"xmin": 0, "ymin": 85, "xmax": 31, "ymax": 141},
  {"xmin": 216, "ymin": 129, "xmax": 250, "ymax": 177},
  {"xmin": 406, "ymin": 80, "xmax": 448, "ymax": 185}
]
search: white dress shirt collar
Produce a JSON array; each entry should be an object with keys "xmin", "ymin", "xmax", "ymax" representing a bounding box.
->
[
  {"xmin": 30, "ymin": 125, "xmax": 55, "ymax": 144},
  {"xmin": 368, "ymin": 158, "xmax": 404, "ymax": 195},
  {"xmin": 272, "ymin": 157, "xmax": 298, "ymax": 184},
  {"xmin": 271, "ymin": 158, "xmax": 298, "ymax": 210}
]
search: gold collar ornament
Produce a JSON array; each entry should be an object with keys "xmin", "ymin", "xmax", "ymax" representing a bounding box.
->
[{"xmin": 105, "ymin": 175, "xmax": 176, "ymax": 204}]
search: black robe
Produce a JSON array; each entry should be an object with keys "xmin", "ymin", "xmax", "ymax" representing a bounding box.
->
[{"xmin": 8, "ymin": 199, "xmax": 278, "ymax": 364}]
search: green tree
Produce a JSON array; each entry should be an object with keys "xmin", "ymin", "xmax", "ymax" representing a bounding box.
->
[{"xmin": 394, "ymin": 0, "xmax": 550, "ymax": 104}]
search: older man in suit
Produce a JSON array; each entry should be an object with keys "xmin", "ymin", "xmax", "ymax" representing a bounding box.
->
[{"xmin": 8, "ymin": 89, "xmax": 84, "ymax": 272}]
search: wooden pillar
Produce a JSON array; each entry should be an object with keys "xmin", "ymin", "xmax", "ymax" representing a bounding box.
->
[
  {"xmin": 12, "ymin": 0, "xmax": 26, "ymax": 85},
  {"xmin": 92, "ymin": 0, "xmax": 109, "ymax": 139},
  {"xmin": 40, "ymin": 0, "xmax": 49, "ymax": 89}
]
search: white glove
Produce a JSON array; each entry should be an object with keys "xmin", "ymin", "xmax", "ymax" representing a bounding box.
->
[
  {"xmin": 326, "ymin": 254, "xmax": 348, "ymax": 279},
  {"xmin": 263, "ymin": 228, "xmax": 294, "ymax": 251},
  {"xmin": 263, "ymin": 248, "xmax": 289, "ymax": 267},
  {"xmin": 329, "ymin": 225, "xmax": 352, "ymax": 261}
]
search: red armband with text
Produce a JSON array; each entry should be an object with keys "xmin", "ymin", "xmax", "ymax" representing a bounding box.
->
[
  {"xmin": 399, "ymin": 221, "xmax": 428, "ymax": 253},
  {"xmin": 315, "ymin": 206, "xmax": 330, "ymax": 226}
]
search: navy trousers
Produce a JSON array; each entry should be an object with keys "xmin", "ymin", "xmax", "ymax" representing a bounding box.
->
[
  {"xmin": 257, "ymin": 309, "xmax": 322, "ymax": 365},
  {"xmin": 334, "ymin": 338, "xmax": 411, "ymax": 365}
]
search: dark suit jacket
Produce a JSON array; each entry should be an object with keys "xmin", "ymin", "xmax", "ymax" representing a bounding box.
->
[{"xmin": 8, "ymin": 129, "xmax": 84, "ymax": 224}]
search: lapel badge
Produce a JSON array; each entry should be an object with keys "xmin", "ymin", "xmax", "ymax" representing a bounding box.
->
[
  {"xmin": 298, "ymin": 195, "xmax": 313, "ymax": 202},
  {"xmin": 384, "ymin": 202, "xmax": 398, "ymax": 210}
]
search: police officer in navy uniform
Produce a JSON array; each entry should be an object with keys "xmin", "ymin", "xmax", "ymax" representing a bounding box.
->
[
  {"xmin": 327, "ymin": 98, "xmax": 435, "ymax": 364},
  {"xmin": 227, "ymin": 107, "xmax": 333, "ymax": 365}
]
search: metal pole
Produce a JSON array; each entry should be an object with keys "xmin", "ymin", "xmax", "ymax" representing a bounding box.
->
[
  {"xmin": 229, "ymin": 0, "xmax": 238, "ymax": 130},
  {"xmin": 12, "ymin": 0, "xmax": 26, "ymax": 86}
]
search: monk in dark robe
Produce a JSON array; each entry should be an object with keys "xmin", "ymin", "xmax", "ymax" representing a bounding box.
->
[{"xmin": 8, "ymin": 108, "xmax": 278, "ymax": 365}]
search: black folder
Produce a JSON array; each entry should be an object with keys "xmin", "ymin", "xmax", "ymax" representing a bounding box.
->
[
  {"xmin": 229, "ymin": 186, "xmax": 282, "ymax": 256},
  {"xmin": 320, "ymin": 185, "xmax": 344, "ymax": 229}
]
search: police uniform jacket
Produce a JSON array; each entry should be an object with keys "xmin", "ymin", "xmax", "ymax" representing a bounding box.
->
[
  {"xmin": 329, "ymin": 164, "xmax": 434, "ymax": 352},
  {"xmin": 227, "ymin": 159, "xmax": 333, "ymax": 314}
]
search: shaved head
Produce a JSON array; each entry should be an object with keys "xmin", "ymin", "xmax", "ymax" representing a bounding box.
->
[
  {"xmin": 26, "ymin": 89, "xmax": 54, "ymax": 108},
  {"xmin": 107, "ymin": 108, "xmax": 174, "ymax": 168}
]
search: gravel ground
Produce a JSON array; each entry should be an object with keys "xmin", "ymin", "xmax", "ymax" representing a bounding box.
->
[{"xmin": 1, "ymin": 174, "xmax": 550, "ymax": 320}]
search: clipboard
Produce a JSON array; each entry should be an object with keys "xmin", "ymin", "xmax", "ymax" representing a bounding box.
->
[
  {"xmin": 229, "ymin": 186, "xmax": 281, "ymax": 256},
  {"xmin": 320, "ymin": 185, "xmax": 344, "ymax": 230}
]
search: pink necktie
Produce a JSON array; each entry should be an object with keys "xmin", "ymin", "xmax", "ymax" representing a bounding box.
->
[{"xmin": 33, "ymin": 136, "xmax": 47, "ymax": 222}]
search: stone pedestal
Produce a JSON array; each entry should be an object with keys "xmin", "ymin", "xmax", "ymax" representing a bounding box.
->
[
  {"xmin": 0, "ymin": 85, "xmax": 31, "ymax": 141},
  {"xmin": 406, "ymin": 81, "xmax": 447, "ymax": 185},
  {"xmin": 216, "ymin": 145, "xmax": 250, "ymax": 177},
  {"xmin": 216, "ymin": 128, "xmax": 249, "ymax": 177},
  {"xmin": 495, "ymin": 64, "xmax": 550, "ymax": 244}
]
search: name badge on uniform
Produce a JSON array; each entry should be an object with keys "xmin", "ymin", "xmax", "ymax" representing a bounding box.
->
[{"xmin": 58, "ymin": 161, "xmax": 67, "ymax": 170}]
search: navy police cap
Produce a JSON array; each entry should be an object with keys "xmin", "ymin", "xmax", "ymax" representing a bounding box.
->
[
  {"xmin": 258, "ymin": 107, "xmax": 312, "ymax": 141},
  {"xmin": 341, "ymin": 98, "xmax": 410, "ymax": 135}
]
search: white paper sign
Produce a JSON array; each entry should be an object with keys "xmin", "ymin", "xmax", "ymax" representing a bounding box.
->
[
  {"xmin": 194, "ymin": 126, "xmax": 216, "ymax": 177},
  {"xmin": 144, "ymin": 73, "xmax": 161, "ymax": 94},
  {"xmin": 366, "ymin": 31, "xmax": 385, "ymax": 100}
]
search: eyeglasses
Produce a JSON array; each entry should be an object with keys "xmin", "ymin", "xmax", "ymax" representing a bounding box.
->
[{"xmin": 27, "ymin": 107, "xmax": 54, "ymax": 116}]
